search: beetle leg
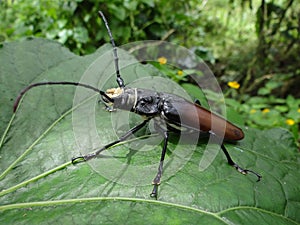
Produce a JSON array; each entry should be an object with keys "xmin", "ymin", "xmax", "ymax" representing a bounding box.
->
[
  {"xmin": 221, "ymin": 144, "xmax": 262, "ymax": 182},
  {"xmin": 72, "ymin": 119, "xmax": 150, "ymax": 163},
  {"xmin": 150, "ymin": 131, "xmax": 169, "ymax": 199},
  {"xmin": 194, "ymin": 99, "xmax": 201, "ymax": 106}
]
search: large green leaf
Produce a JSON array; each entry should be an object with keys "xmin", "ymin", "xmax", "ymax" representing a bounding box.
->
[{"xmin": 0, "ymin": 39, "xmax": 299, "ymax": 224}]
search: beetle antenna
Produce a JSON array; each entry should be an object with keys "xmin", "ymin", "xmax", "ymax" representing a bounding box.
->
[
  {"xmin": 13, "ymin": 81, "xmax": 114, "ymax": 112},
  {"xmin": 98, "ymin": 11, "xmax": 125, "ymax": 88}
]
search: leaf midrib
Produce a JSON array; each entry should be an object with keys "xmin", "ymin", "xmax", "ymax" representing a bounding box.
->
[{"xmin": 1, "ymin": 197, "xmax": 297, "ymax": 224}]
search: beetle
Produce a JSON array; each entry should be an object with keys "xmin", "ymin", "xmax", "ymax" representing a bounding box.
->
[{"xmin": 13, "ymin": 11, "xmax": 261, "ymax": 198}]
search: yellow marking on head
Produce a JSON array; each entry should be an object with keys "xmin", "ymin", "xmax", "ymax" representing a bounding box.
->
[{"xmin": 105, "ymin": 87, "xmax": 123, "ymax": 98}]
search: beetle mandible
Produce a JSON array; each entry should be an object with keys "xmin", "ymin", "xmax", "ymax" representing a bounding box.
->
[{"xmin": 13, "ymin": 11, "xmax": 261, "ymax": 198}]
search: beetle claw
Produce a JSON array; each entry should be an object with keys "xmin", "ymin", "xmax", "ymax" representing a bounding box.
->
[
  {"xmin": 234, "ymin": 164, "xmax": 262, "ymax": 182},
  {"xmin": 150, "ymin": 184, "xmax": 159, "ymax": 199},
  {"xmin": 71, "ymin": 156, "xmax": 86, "ymax": 164}
]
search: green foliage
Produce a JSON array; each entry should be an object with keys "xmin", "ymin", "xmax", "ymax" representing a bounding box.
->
[
  {"xmin": 150, "ymin": 60, "xmax": 199, "ymax": 83},
  {"xmin": 0, "ymin": 0, "xmax": 207, "ymax": 55},
  {"xmin": 1, "ymin": 38, "xmax": 300, "ymax": 225},
  {"xmin": 206, "ymin": 0, "xmax": 299, "ymax": 98},
  {"xmin": 224, "ymin": 80, "xmax": 300, "ymax": 142}
]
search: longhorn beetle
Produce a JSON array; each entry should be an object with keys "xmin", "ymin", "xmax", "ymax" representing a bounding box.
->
[{"xmin": 13, "ymin": 11, "xmax": 261, "ymax": 198}]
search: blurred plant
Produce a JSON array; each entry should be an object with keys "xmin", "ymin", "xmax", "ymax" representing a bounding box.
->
[
  {"xmin": 0, "ymin": 0, "xmax": 208, "ymax": 55},
  {"xmin": 224, "ymin": 79, "xmax": 300, "ymax": 143},
  {"xmin": 216, "ymin": 0, "xmax": 299, "ymax": 98}
]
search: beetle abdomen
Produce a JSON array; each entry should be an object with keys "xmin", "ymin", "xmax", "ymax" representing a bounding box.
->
[{"xmin": 161, "ymin": 98, "xmax": 244, "ymax": 141}]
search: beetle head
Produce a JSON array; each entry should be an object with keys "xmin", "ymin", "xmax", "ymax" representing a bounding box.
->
[
  {"xmin": 101, "ymin": 87, "xmax": 123, "ymax": 109},
  {"xmin": 102, "ymin": 87, "xmax": 139, "ymax": 112}
]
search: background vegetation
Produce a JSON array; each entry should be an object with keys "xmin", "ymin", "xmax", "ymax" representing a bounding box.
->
[{"xmin": 1, "ymin": 0, "xmax": 299, "ymax": 143}]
